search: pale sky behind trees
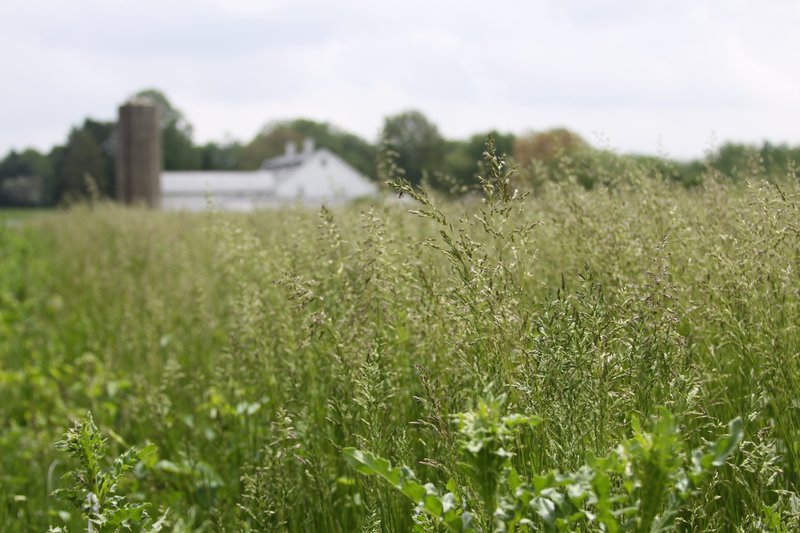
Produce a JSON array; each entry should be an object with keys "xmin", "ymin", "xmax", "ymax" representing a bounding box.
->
[{"xmin": 1, "ymin": 0, "xmax": 798, "ymax": 159}]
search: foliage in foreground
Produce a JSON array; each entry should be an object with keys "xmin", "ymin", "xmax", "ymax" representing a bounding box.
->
[
  {"xmin": 48, "ymin": 412, "xmax": 164, "ymax": 532},
  {"xmin": 1, "ymin": 141, "xmax": 800, "ymax": 531},
  {"xmin": 345, "ymin": 393, "xmax": 743, "ymax": 532}
]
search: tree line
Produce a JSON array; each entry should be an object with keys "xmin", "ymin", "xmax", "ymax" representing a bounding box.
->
[{"xmin": 2, "ymin": 88, "xmax": 799, "ymax": 206}]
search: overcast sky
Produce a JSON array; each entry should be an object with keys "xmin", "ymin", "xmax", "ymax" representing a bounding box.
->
[{"xmin": 1, "ymin": 0, "xmax": 798, "ymax": 159}]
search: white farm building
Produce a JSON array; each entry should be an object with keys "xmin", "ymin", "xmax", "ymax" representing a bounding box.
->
[{"xmin": 161, "ymin": 139, "xmax": 377, "ymax": 211}]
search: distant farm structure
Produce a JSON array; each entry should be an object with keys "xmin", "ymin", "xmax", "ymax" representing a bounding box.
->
[
  {"xmin": 115, "ymin": 100, "xmax": 377, "ymax": 210},
  {"xmin": 116, "ymin": 99, "xmax": 162, "ymax": 207},
  {"xmin": 162, "ymin": 139, "xmax": 377, "ymax": 211}
]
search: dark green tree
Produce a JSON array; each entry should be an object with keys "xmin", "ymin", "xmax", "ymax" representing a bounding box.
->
[
  {"xmin": 760, "ymin": 142, "xmax": 800, "ymax": 179},
  {"xmin": 0, "ymin": 148, "xmax": 53, "ymax": 205},
  {"xmin": 238, "ymin": 123, "xmax": 305, "ymax": 170},
  {"xmin": 705, "ymin": 142, "xmax": 800, "ymax": 182},
  {"xmin": 200, "ymin": 140, "xmax": 243, "ymax": 170},
  {"xmin": 239, "ymin": 119, "xmax": 377, "ymax": 177},
  {"xmin": 59, "ymin": 128, "xmax": 107, "ymax": 201},
  {"xmin": 77, "ymin": 119, "xmax": 116, "ymax": 196},
  {"xmin": 288, "ymin": 119, "xmax": 377, "ymax": 177},
  {"xmin": 707, "ymin": 143, "xmax": 759, "ymax": 180},
  {"xmin": 0, "ymin": 149, "xmax": 51, "ymax": 180},
  {"xmin": 442, "ymin": 131, "xmax": 516, "ymax": 191},
  {"xmin": 47, "ymin": 145, "xmax": 66, "ymax": 202},
  {"xmin": 380, "ymin": 110, "xmax": 445, "ymax": 185}
]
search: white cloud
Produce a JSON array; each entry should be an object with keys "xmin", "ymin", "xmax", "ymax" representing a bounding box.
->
[{"xmin": 1, "ymin": 0, "xmax": 799, "ymax": 158}]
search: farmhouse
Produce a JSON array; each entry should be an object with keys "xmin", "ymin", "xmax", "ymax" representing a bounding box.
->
[{"xmin": 161, "ymin": 138, "xmax": 377, "ymax": 211}]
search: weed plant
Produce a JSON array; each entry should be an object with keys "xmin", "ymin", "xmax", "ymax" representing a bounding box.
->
[{"xmin": 0, "ymin": 143, "xmax": 799, "ymax": 530}]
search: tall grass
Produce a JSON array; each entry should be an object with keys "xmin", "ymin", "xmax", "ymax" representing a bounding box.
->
[{"xmin": 0, "ymin": 146, "xmax": 799, "ymax": 531}]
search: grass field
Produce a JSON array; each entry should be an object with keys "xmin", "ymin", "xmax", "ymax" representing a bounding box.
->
[
  {"xmin": 1, "ymin": 153, "xmax": 799, "ymax": 531},
  {"xmin": 0, "ymin": 208, "xmax": 49, "ymax": 222}
]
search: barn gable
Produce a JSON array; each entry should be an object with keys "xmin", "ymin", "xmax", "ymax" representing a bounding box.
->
[{"xmin": 161, "ymin": 139, "xmax": 377, "ymax": 210}]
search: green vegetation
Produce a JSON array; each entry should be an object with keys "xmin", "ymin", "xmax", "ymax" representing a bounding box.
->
[
  {"xmin": 0, "ymin": 208, "xmax": 48, "ymax": 221},
  {"xmin": 345, "ymin": 401, "xmax": 743, "ymax": 532},
  {"xmin": 48, "ymin": 413, "xmax": 163, "ymax": 532},
  {"xmin": 1, "ymin": 145, "xmax": 800, "ymax": 531}
]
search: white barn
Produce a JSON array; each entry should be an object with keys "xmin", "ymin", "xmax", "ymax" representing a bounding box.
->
[{"xmin": 161, "ymin": 139, "xmax": 377, "ymax": 211}]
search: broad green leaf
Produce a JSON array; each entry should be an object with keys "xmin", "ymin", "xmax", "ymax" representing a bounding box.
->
[
  {"xmin": 531, "ymin": 496, "xmax": 556, "ymax": 525},
  {"xmin": 137, "ymin": 443, "xmax": 158, "ymax": 468},
  {"xmin": 502, "ymin": 414, "xmax": 543, "ymax": 428},
  {"xmin": 343, "ymin": 448, "xmax": 426, "ymax": 502},
  {"xmin": 710, "ymin": 417, "xmax": 744, "ymax": 466}
]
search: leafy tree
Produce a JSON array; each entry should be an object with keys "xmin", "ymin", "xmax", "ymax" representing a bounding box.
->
[
  {"xmin": 197, "ymin": 139, "xmax": 243, "ymax": 170},
  {"xmin": 513, "ymin": 128, "xmax": 587, "ymax": 165},
  {"xmin": 238, "ymin": 122, "xmax": 303, "ymax": 170},
  {"xmin": 707, "ymin": 143, "xmax": 759, "ymax": 181},
  {"xmin": 0, "ymin": 148, "xmax": 50, "ymax": 180},
  {"xmin": 59, "ymin": 127, "xmax": 107, "ymax": 201},
  {"xmin": 759, "ymin": 142, "xmax": 800, "ymax": 179},
  {"xmin": 381, "ymin": 110, "xmax": 445, "ymax": 185},
  {"xmin": 289, "ymin": 119, "xmax": 377, "ymax": 177},
  {"xmin": 76, "ymin": 119, "xmax": 116, "ymax": 196},
  {"xmin": 648, "ymin": 141, "xmax": 800, "ymax": 187},
  {"xmin": 0, "ymin": 148, "xmax": 53, "ymax": 206},
  {"xmin": 704, "ymin": 142, "xmax": 800, "ymax": 182},
  {"xmin": 133, "ymin": 88, "xmax": 201, "ymax": 170},
  {"xmin": 466, "ymin": 131, "xmax": 515, "ymax": 161},
  {"xmin": 442, "ymin": 131, "xmax": 515, "ymax": 191},
  {"xmin": 47, "ymin": 145, "xmax": 66, "ymax": 202},
  {"xmin": 238, "ymin": 119, "xmax": 377, "ymax": 177},
  {"xmin": 559, "ymin": 147, "xmax": 637, "ymax": 190},
  {"xmin": 512, "ymin": 129, "xmax": 603, "ymax": 191}
]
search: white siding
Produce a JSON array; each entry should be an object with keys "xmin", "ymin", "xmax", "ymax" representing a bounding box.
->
[
  {"xmin": 162, "ymin": 171, "xmax": 275, "ymax": 194},
  {"xmin": 274, "ymin": 150, "xmax": 377, "ymax": 203},
  {"xmin": 160, "ymin": 151, "xmax": 377, "ymax": 211}
]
